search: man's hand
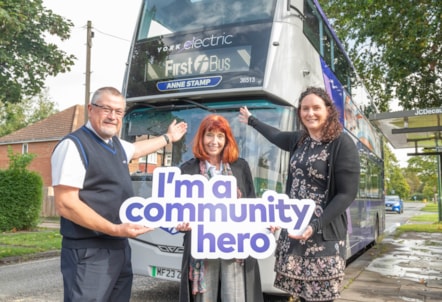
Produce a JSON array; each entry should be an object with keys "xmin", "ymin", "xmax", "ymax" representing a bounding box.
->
[
  {"xmin": 166, "ymin": 119, "xmax": 188, "ymax": 143},
  {"xmin": 116, "ymin": 223, "xmax": 154, "ymax": 238}
]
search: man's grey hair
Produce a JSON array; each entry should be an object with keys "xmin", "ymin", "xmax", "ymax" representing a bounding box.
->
[{"xmin": 90, "ymin": 87, "xmax": 125, "ymax": 104}]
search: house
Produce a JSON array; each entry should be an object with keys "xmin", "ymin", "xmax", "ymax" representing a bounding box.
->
[
  {"xmin": 0, "ymin": 105, "xmax": 85, "ymax": 186},
  {"xmin": 0, "ymin": 105, "xmax": 85, "ymax": 216}
]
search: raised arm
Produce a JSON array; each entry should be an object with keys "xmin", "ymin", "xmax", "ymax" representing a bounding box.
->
[
  {"xmin": 132, "ymin": 119, "xmax": 187, "ymax": 159},
  {"xmin": 239, "ymin": 106, "xmax": 297, "ymax": 152}
]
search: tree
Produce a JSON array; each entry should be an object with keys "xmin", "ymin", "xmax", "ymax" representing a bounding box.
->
[
  {"xmin": 403, "ymin": 170, "xmax": 421, "ymax": 198},
  {"xmin": 0, "ymin": 0, "xmax": 76, "ymax": 104},
  {"xmin": 0, "ymin": 88, "xmax": 57, "ymax": 137},
  {"xmin": 383, "ymin": 142, "xmax": 410, "ymax": 198},
  {"xmin": 406, "ymin": 154, "xmax": 438, "ymax": 200},
  {"xmin": 319, "ymin": 1, "xmax": 441, "ymax": 111}
]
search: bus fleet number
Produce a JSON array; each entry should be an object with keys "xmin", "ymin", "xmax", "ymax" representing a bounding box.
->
[{"xmin": 239, "ymin": 77, "xmax": 256, "ymax": 84}]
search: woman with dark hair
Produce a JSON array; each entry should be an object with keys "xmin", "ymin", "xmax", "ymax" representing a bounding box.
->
[
  {"xmin": 239, "ymin": 87, "xmax": 360, "ymax": 302},
  {"xmin": 176, "ymin": 114, "xmax": 263, "ymax": 302}
]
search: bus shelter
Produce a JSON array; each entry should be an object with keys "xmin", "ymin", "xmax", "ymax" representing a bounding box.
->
[{"xmin": 369, "ymin": 107, "xmax": 442, "ymax": 221}]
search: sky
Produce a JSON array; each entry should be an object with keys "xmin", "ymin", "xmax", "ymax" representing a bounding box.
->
[
  {"xmin": 393, "ymin": 147, "xmax": 412, "ymax": 168},
  {"xmin": 43, "ymin": 0, "xmax": 142, "ymax": 111},
  {"xmin": 41, "ymin": 0, "xmax": 412, "ymax": 167}
]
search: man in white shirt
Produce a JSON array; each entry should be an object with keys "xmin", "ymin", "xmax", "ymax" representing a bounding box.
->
[{"xmin": 51, "ymin": 86, "xmax": 187, "ymax": 302}]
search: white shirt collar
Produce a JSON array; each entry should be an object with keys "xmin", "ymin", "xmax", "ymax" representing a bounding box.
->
[
  {"xmin": 205, "ymin": 161, "xmax": 222, "ymax": 176},
  {"xmin": 86, "ymin": 121, "xmax": 113, "ymax": 144}
]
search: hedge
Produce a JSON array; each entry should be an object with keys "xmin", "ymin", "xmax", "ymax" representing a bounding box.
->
[{"xmin": 0, "ymin": 148, "xmax": 42, "ymax": 231}]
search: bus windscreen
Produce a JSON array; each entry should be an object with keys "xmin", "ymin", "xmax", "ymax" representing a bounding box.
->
[{"xmin": 136, "ymin": 0, "xmax": 275, "ymax": 40}]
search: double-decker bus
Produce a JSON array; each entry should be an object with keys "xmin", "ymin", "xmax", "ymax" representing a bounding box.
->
[{"xmin": 121, "ymin": 0, "xmax": 385, "ymax": 298}]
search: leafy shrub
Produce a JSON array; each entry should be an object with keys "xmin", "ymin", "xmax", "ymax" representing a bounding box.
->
[{"xmin": 0, "ymin": 147, "xmax": 42, "ymax": 231}]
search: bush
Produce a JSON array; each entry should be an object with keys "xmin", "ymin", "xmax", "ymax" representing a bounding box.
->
[
  {"xmin": 0, "ymin": 147, "xmax": 42, "ymax": 231},
  {"xmin": 410, "ymin": 193, "xmax": 424, "ymax": 201}
]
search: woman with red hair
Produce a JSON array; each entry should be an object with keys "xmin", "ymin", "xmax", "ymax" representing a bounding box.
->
[{"xmin": 176, "ymin": 114, "xmax": 263, "ymax": 302}]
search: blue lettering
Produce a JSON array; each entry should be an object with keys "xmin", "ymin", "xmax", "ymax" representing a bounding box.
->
[
  {"xmin": 249, "ymin": 203, "xmax": 266, "ymax": 222},
  {"xmin": 144, "ymin": 203, "xmax": 164, "ymax": 222},
  {"xmin": 267, "ymin": 194, "xmax": 276, "ymax": 222},
  {"xmin": 250, "ymin": 233, "xmax": 270, "ymax": 253},
  {"xmin": 236, "ymin": 233, "xmax": 250, "ymax": 252},
  {"xmin": 212, "ymin": 179, "xmax": 232, "ymax": 198},
  {"xmin": 229, "ymin": 203, "xmax": 247, "ymax": 222},
  {"xmin": 119, "ymin": 167, "xmax": 315, "ymax": 259},
  {"xmin": 291, "ymin": 204, "xmax": 311, "ymax": 230},
  {"xmin": 198, "ymin": 224, "xmax": 216, "ymax": 252},
  {"xmin": 126, "ymin": 202, "xmax": 143, "ymax": 222},
  {"xmin": 175, "ymin": 179, "xmax": 204, "ymax": 198},
  {"xmin": 166, "ymin": 203, "xmax": 196, "ymax": 221},
  {"xmin": 218, "ymin": 233, "xmax": 235, "ymax": 253},
  {"xmin": 198, "ymin": 203, "xmax": 227, "ymax": 221},
  {"xmin": 276, "ymin": 198, "xmax": 291, "ymax": 222},
  {"xmin": 158, "ymin": 172, "xmax": 165, "ymax": 197}
]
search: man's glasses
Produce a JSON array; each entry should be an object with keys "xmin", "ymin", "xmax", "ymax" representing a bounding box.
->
[{"xmin": 91, "ymin": 103, "xmax": 124, "ymax": 117}]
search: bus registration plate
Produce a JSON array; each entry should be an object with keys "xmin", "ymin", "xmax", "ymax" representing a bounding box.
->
[{"xmin": 152, "ymin": 266, "xmax": 181, "ymax": 281}]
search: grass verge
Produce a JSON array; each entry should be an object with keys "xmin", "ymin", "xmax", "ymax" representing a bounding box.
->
[
  {"xmin": 395, "ymin": 202, "xmax": 442, "ymax": 236},
  {"xmin": 0, "ymin": 229, "xmax": 61, "ymax": 259}
]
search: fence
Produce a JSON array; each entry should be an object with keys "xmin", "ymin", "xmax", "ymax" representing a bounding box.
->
[{"xmin": 41, "ymin": 186, "xmax": 58, "ymax": 217}]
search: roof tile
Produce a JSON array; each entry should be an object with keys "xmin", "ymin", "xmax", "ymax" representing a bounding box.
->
[{"xmin": 0, "ymin": 105, "xmax": 85, "ymax": 144}]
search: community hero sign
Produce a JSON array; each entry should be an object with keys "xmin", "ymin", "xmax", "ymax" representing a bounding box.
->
[{"xmin": 120, "ymin": 167, "xmax": 315, "ymax": 259}]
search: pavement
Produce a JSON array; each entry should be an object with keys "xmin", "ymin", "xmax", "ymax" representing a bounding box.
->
[
  {"xmin": 35, "ymin": 218, "xmax": 442, "ymax": 302},
  {"xmin": 339, "ymin": 230, "xmax": 442, "ymax": 301}
]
